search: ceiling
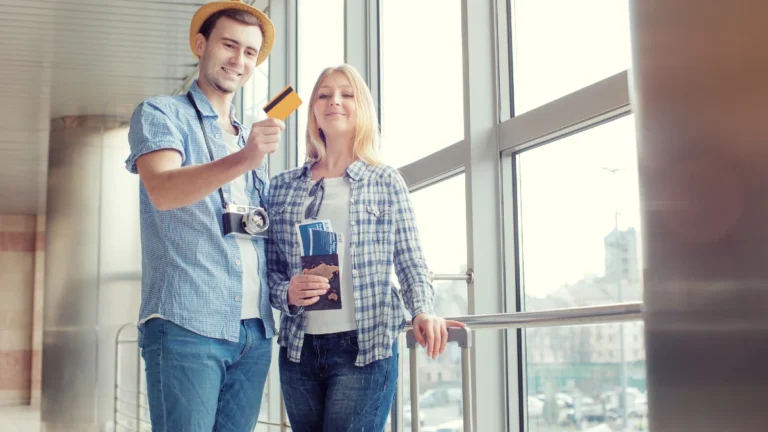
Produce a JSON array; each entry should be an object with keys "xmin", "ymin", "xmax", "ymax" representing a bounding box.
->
[{"xmin": 0, "ymin": 0, "xmax": 267, "ymax": 215}]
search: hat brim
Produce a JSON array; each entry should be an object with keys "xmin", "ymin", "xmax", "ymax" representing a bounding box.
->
[{"xmin": 189, "ymin": 1, "xmax": 275, "ymax": 66}]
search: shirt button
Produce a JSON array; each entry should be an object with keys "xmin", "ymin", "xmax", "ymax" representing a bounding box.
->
[
  {"xmin": 235, "ymin": 296, "xmax": 242, "ymax": 302},
  {"xmin": 236, "ymin": 260, "xmax": 241, "ymax": 266},
  {"xmin": 350, "ymin": 221, "xmax": 355, "ymax": 226}
]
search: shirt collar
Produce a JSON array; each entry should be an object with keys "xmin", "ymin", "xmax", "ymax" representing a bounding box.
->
[
  {"xmin": 295, "ymin": 159, "xmax": 369, "ymax": 181},
  {"xmin": 188, "ymin": 80, "xmax": 242, "ymax": 128}
]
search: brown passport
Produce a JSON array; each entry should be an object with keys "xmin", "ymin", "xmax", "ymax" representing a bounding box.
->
[{"xmin": 301, "ymin": 253, "xmax": 342, "ymax": 311}]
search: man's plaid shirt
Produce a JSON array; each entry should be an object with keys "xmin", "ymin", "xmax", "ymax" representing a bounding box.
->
[{"xmin": 267, "ymin": 159, "xmax": 434, "ymax": 366}]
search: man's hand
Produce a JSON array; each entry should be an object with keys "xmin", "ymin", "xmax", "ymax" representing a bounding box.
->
[
  {"xmin": 287, "ymin": 274, "xmax": 330, "ymax": 307},
  {"xmin": 412, "ymin": 313, "xmax": 466, "ymax": 360},
  {"xmin": 243, "ymin": 118, "xmax": 285, "ymax": 169}
]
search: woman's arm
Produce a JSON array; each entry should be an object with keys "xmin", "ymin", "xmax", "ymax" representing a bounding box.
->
[
  {"xmin": 267, "ymin": 235, "xmax": 329, "ymax": 315},
  {"xmin": 390, "ymin": 171, "xmax": 435, "ymax": 317},
  {"xmin": 390, "ymin": 170, "xmax": 465, "ymax": 359}
]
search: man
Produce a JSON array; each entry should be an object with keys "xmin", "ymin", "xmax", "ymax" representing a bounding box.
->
[{"xmin": 124, "ymin": 1, "xmax": 283, "ymax": 431}]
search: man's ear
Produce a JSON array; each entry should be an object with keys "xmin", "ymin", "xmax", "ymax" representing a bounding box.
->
[{"xmin": 193, "ymin": 33, "xmax": 207, "ymax": 57}]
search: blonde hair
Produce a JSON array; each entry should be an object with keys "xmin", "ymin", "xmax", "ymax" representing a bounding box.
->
[{"xmin": 305, "ymin": 64, "xmax": 381, "ymax": 166}]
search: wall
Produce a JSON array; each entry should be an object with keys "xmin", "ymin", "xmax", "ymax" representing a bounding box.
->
[
  {"xmin": 42, "ymin": 117, "xmax": 141, "ymax": 431},
  {"xmin": 0, "ymin": 214, "xmax": 45, "ymax": 406}
]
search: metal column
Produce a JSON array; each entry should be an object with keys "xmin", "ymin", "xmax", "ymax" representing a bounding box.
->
[{"xmin": 630, "ymin": 1, "xmax": 768, "ymax": 430}]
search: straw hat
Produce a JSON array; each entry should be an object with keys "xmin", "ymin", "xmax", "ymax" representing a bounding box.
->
[{"xmin": 189, "ymin": 0, "xmax": 274, "ymax": 66}]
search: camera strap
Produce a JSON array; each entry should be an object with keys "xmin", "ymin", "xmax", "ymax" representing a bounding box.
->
[{"xmin": 186, "ymin": 92, "xmax": 263, "ymax": 209}]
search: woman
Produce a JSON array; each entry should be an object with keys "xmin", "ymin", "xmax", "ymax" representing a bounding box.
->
[{"xmin": 267, "ymin": 64, "xmax": 462, "ymax": 431}]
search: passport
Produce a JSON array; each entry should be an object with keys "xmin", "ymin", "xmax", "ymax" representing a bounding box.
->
[{"xmin": 301, "ymin": 253, "xmax": 342, "ymax": 311}]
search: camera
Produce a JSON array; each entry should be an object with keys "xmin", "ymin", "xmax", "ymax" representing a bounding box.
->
[{"xmin": 223, "ymin": 203, "xmax": 269, "ymax": 239}]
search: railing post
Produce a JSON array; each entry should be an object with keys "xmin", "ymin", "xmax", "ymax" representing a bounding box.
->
[
  {"xmin": 453, "ymin": 327, "xmax": 473, "ymax": 432},
  {"xmin": 391, "ymin": 333, "xmax": 405, "ymax": 432},
  {"xmin": 405, "ymin": 327, "xmax": 475, "ymax": 432},
  {"xmin": 114, "ymin": 328, "xmax": 121, "ymax": 430},
  {"xmin": 280, "ymin": 391, "xmax": 288, "ymax": 432},
  {"xmin": 405, "ymin": 330, "xmax": 420, "ymax": 432},
  {"xmin": 136, "ymin": 336, "xmax": 141, "ymax": 432}
]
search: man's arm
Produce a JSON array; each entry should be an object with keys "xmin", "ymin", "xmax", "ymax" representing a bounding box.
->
[
  {"xmin": 129, "ymin": 101, "xmax": 284, "ymax": 211},
  {"xmin": 137, "ymin": 148, "xmax": 254, "ymax": 211}
]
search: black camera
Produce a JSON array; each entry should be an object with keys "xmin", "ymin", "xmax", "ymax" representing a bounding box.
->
[{"xmin": 223, "ymin": 203, "xmax": 269, "ymax": 239}]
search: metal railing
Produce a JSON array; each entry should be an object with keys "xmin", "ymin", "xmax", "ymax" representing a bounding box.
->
[
  {"xmin": 113, "ymin": 301, "xmax": 644, "ymax": 431},
  {"xmin": 425, "ymin": 301, "xmax": 643, "ymax": 330},
  {"xmin": 114, "ymin": 323, "xmax": 150, "ymax": 432},
  {"xmin": 393, "ymin": 301, "xmax": 643, "ymax": 431},
  {"xmin": 430, "ymin": 270, "xmax": 474, "ymax": 284}
]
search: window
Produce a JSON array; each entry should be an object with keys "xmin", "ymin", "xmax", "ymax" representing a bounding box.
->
[
  {"xmin": 524, "ymin": 323, "xmax": 647, "ymax": 432},
  {"xmin": 409, "ymin": 174, "xmax": 468, "ymax": 317},
  {"xmin": 400, "ymin": 174, "xmax": 467, "ymax": 431},
  {"xmin": 296, "ymin": 0, "xmax": 345, "ymax": 166},
  {"xmin": 379, "ymin": 0, "xmax": 464, "ymax": 168},
  {"xmin": 510, "ymin": 0, "xmax": 631, "ymax": 113},
  {"xmin": 242, "ymin": 58, "xmax": 269, "ymax": 127},
  {"xmin": 516, "ymin": 115, "xmax": 642, "ymax": 311}
]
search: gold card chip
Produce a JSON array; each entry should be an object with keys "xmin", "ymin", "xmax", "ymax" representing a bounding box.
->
[{"xmin": 263, "ymin": 85, "xmax": 302, "ymax": 121}]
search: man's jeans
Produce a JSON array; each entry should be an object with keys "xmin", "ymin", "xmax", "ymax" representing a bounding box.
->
[
  {"xmin": 141, "ymin": 318, "xmax": 272, "ymax": 432},
  {"xmin": 279, "ymin": 331, "xmax": 398, "ymax": 432}
]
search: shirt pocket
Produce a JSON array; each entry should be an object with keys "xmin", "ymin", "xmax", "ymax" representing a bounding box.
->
[{"xmin": 364, "ymin": 204, "xmax": 394, "ymax": 242}]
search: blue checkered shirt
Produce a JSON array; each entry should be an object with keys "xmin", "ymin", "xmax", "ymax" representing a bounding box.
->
[
  {"xmin": 125, "ymin": 80, "xmax": 276, "ymax": 347},
  {"xmin": 267, "ymin": 160, "xmax": 434, "ymax": 366}
]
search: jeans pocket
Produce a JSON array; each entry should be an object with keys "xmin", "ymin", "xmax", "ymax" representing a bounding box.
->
[{"xmin": 340, "ymin": 334, "xmax": 360, "ymax": 352}]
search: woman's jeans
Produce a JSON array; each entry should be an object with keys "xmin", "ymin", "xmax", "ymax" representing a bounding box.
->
[{"xmin": 279, "ymin": 331, "xmax": 398, "ymax": 432}]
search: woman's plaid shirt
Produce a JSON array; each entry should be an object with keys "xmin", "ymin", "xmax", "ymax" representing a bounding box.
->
[{"xmin": 267, "ymin": 159, "xmax": 434, "ymax": 366}]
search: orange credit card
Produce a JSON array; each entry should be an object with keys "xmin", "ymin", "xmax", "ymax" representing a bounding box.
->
[{"xmin": 263, "ymin": 85, "xmax": 302, "ymax": 121}]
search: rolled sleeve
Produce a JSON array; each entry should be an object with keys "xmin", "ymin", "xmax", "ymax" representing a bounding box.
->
[{"xmin": 125, "ymin": 100, "xmax": 186, "ymax": 174}]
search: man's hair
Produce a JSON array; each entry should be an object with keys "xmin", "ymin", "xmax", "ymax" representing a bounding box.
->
[{"xmin": 199, "ymin": 9, "xmax": 262, "ymax": 40}]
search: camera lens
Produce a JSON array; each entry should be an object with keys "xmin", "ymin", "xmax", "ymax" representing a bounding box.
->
[{"xmin": 242, "ymin": 207, "xmax": 269, "ymax": 234}]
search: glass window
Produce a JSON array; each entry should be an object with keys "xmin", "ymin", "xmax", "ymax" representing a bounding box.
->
[
  {"xmin": 395, "ymin": 174, "xmax": 468, "ymax": 432},
  {"xmin": 409, "ymin": 174, "xmax": 468, "ymax": 318},
  {"xmin": 242, "ymin": 57, "xmax": 270, "ymax": 127},
  {"xmin": 296, "ymin": 0, "xmax": 345, "ymax": 166},
  {"xmin": 523, "ymin": 322, "xmax": 647, "ymax": 432},
  {"xmin": 516, "ymin": 115, "xmax": 642, "ymax": 311},
  {"xmin": 511, "ymin": 0, "xmax": 631, "ymax": 114},
  {"xmin": 379, "ymin": 0, "xmax": 464, "ymax": 168}
]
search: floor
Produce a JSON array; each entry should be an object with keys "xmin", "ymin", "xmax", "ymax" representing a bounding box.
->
[{"xmin": 0, "ymin": 404, "xmax": 41, "ymax": 432}]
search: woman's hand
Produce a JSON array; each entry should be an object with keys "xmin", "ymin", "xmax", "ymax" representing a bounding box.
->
[
  {"xmin": 412, "ymin": 313, "xmax": 466, "ymax": 360},
  {"xmin": 287, "ymin": 275, "xmax": 329, "ymax": 307}
]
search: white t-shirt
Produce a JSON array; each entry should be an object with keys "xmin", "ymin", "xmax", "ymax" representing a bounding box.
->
[
  {"xmin": 303, "ymin": 176, "xmax": 357, "ymax": 334},
  {"xmin": 222, "ymin": 131, "xmax": 261, "ymax": 320}
]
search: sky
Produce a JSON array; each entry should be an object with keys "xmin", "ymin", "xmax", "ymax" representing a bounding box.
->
[{"xmin": 246, "ymin": 0, "xmax": 638, "ymax": 300}]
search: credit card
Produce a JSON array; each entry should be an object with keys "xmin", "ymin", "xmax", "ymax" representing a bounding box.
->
[{"xmin": 263, "ymin": 85, "xmax": 302, "ymax": 121}]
